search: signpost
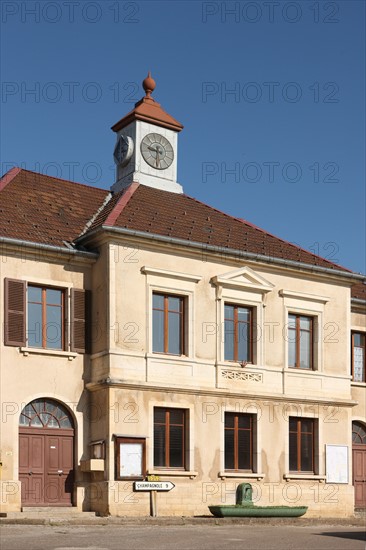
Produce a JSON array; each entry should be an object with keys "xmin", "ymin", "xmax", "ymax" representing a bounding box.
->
[{"xmin": 133, "ymin": 479, "xmax": 175, "ymax": 517}]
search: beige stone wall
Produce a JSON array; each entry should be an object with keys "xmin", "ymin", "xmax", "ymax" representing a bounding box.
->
[
  {"xmin": 91, "ymin": 387, "xmax": 355, "ymax": 517},
  {"xmin": 0, "ymin": 249, "xmax": 92, "ymax": 511},
  {"xmin": 84, "ymin": 237, "xmax": 361, "ymax": 517},
  {"xmin": 1, "ymin": 235, "xmax": 364, "ymax": 517},
  {"xmin": 91, "ymin": 238, "xmax": 353, "ymax": 402}
]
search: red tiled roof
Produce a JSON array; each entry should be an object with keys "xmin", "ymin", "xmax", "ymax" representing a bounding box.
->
[
  {"xmin": 351, "ymin": 282, "xmax": 366, "ymax": 301},
  {"xmin": 0, "ymin": 169, "xmax": 363, "ymax": 286},
  {"xmin": 111, "ymin": 96, "xmax": 183, "ymax": 134},
  {"xmin": 0, "ymin": 169, "xmax": 109, "ymax": 248},
  {"xmin": 91, "ymin": 183, "xmax": 351, "ymax": 273}
]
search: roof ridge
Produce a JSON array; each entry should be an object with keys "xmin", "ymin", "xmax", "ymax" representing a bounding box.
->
[
  {"xmin": 78, "ymin": 191, "xmax": 113, "ymax": 239},
  {"xmin": 182, "ymin": 191, "xmax": 351, "ymax": 272},
  {"xmin": 104, "ymin": 182, "xmax": 140, "ymax": 226},
  {"xmin": 5, "ymin": 167, "xmax": 107, "ymax": 192},
  {"xmin": 0, "ymin": 167, "xmax": 22, "ymax": 191}
]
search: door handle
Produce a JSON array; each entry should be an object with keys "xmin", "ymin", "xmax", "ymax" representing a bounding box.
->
[
  {"xmin": 28, "ymin": 471, "xmax": 32, "ymax": 475},
  {"xmin": 58, "ymin": 470, "xmax": 63, "ymax": 475}
]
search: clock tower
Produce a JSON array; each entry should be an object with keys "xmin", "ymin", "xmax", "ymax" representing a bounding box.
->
[{"xmin": 111, "ymin": 73, "xmax": 184, "ymax": 194}]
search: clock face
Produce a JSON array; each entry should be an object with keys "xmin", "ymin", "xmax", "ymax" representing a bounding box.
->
[
  {"xmin": 140, "ymin": 133, "xmax": 174, "ymax": 170},
  {"xmin": 114, "ymin": 135, "xmax": 134, "ymax": 167}
]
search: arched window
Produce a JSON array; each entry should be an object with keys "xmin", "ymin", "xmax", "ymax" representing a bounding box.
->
[
  {"xmin": 19, "ymin": 399, "xmax": 73, "ymax": 429},
  {"xmin": 352, "ymin": 421, "xmax": 366, "ymax": 445}
]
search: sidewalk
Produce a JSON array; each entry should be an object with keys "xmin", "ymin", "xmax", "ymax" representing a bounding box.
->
[{"xmin": 1, "ymin": 514, "xmax": 365, "ymax": 527}]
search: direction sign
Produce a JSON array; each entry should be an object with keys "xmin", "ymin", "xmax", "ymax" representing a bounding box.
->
[{"xmin": 134, "ymin": 481, "xmax": 175, "ymax": 492}]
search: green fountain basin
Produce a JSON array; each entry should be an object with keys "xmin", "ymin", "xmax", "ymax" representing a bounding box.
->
[
  {"xmin": 209, "ymin": 505, "xmax": 308, "ymax": 518},
  {"xmin": 209, "ymin": 483, "xmax": 308, "ymax": 518}
]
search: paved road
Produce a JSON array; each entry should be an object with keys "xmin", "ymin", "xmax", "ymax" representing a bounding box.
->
[{"xmin": 1, "ymin": 525, "xmax": 365, "ymax": 550}]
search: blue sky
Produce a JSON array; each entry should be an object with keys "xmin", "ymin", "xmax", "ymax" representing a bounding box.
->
[{"xmin": 1, "ymin": 0, "xmax": 365, "ymax": 273}]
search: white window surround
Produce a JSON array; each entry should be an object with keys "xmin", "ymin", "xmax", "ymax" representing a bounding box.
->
[
  {"xmin": 219, "ymin": 407, "xmax": 262, "ymax": 476},
  {"xmin": 211, "ymin": 267, "xmax": 274, "ymax": 367},
  {"xmin": 219, "ymin": 472, "xmax": 264, "ymax": 480},
  {"xmin": 147, "ymin": 469, "xmax": 198, "ymax": 478},
  {"xmin": 21, "ymin": 280, "xmax": 74, "ymax": 354},
  {"xmin": 279, "ymin": 289, "xmax": 330, "ymax": 304},
  {"xmin": 218, "ymin": 297, "xmax": 263, "ymax": 366},
  {"xmin": 280, "ymin": 292, "xmax": 327, "ymax": 373},
  {"xmin": 142, "ymin": 267, "xmax": 200, "ymax": 358},
  {"xmin": 283, "ymin": 474, "xmax": 326, "ymax": 482},
  {"xmin": 211, "ymin": 266, "xmax": 275, "ymax": 299},
  {"xmin": 141, "ymin": 266, "xmax": 202, "ymax": 283},
  {"xmin": 149, "ymin": 400, "xmax": 195, "ymax": 474},
  {"xmin": 20, "ymin": 347, "xmax": 77, "ymax": 361},
  {"xmin": 284, "ymin": 414, "xmax": 323, "ymax": 479}
]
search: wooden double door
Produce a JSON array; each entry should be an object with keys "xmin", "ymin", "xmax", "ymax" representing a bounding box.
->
[
  {"xmin": 353, "ymin": 444, "xmax": 366, "ymax": 508},
  {"xmin": 19, "ymin": 428, "xmax": 74, "ymax": 506}
]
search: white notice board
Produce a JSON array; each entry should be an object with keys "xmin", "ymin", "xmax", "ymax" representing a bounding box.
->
[
  {"xmin": 120, "ymin": 443, "xmax": 143, "ymax": 477},
  {"xmin": 325, "ymin": 445, "xmax": 348, "ymax": 483}
]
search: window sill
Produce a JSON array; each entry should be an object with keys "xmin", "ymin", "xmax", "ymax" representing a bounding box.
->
[
  {"xmin": 219, "ymin": 471, "xmax": 264, "ymax": 480},
  {"xmin": 147, "ymin": 469, "xmax": 198, "ymax": 479},
  {"xmin": 152, "ymin": 352, "xmax": 187, "ymax": 358},
  {"xmin": 351, "ymin": 381, "xmax": 366, "ymax": 387},
  {"xmin": 20, "ymin": 347, "xmax": 77, "ymax": 361},
  {"xmin": 288, "ymin": 367, "xmax": 315, "ymax": 372},
  {"xmin": 284, "ymin": 474, "xmax": 326, "ymax": 482}
]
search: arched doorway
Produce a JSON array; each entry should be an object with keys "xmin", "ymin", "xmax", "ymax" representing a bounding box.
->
[
  {"xmin": 352, "ymin": 421, "xmax": 366, "ymax": 509},
  {"xmin": 19, "ymin": 398, "xmax": 74, "ymax": 506}
]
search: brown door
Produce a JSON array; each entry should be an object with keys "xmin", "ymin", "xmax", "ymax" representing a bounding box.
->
[
  {"xmin": 19, "ymin": 428, "xmax": 74, "ymax": 506},
  {"xmin": 353, "ymin": 445, "xmax": 366, "ymax": 508},
  {"xmin": 19, "ymin": 398, "xmax": 75, "ymax": 507},
  {"xmin": 19, "ymin": 432, "xmax": 44, "ymax": 505},
  {"xmin": 45, "ymin": 434, "xmax": 74, "ymax": 505}
]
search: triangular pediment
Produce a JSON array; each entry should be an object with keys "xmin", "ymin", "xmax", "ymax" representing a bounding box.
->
[{"xmin": 211, "ymin": 266, "xmax": 274, "ymax": 293}]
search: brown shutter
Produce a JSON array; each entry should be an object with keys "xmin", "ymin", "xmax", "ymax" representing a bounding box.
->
[
  {"xmin": 70, "ymin": 289, "xmax": 90, "ymax": 353},
  {"xmin": 4, "ymin": 278, "xmax": 26, "ymax": 346}
]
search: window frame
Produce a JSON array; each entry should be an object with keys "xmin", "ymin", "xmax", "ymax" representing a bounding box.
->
[
  {"xmin": 288, "ymin": 313, "xmax": 314, "ymax": 370},
  {"xmin": 27, "ymin": 285, "xmax": 66, "ymax": 351},
  {"xmin": 289, "ymin": 417, "xmax": 315, "ymax": 473},
  {"xmin": 224, "ymin": 303, "xmax": 253, "ymax": 363},
  {"xmin": 351, "ymin": 332, "xmax": 366, "ymax": 383},
  {"xmin": 153, "ymin": 407, "xmax": 186, "ymax": 470},
  {"xmin": 152, "ymin": 292, "xmax": 185, "ymax": 356},
  {"xmin": 224, "ymin": 412, "xmax": 254, "ymax": 472},
  {"xmin": 4, "ymin": 278, "xmax": 88, "ymax": 354}
]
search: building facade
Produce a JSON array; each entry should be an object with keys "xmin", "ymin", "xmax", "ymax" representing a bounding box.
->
[{"xmin": 1, "ymin": 74, "xmax": 365, "ymax": 517}]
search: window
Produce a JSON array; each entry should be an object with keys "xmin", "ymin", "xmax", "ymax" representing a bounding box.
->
[
  {"xmin": 19, "ymin": 399, "xmax": 73, "ymax": 429},
  {"xmin": 224, "ymin": 304, "xmax": 253, "ymax": 362},
  {"xmin": 115, "ymin": 437, "xmax": 146, "ymax": 480},
  {"xmin": 289, "ymin": 417, "xmax": 315, "ymax": 472},
  {"xmin": 28, "ymin": 286, "xmax": 64, "ymax": 349},
  {"xmin": 154, "ymin": 408, "xmax": 186, "ymax": 468},
  {"xmin": 351, "ymin": 332, "xmax": 365, "ymax": 382},
  {"xmin": 288, "ymin": 314, "xmax": 313, "ymax": 369},
  {"xmin": 352, "ymin": 422, "xmax": 366, "ymax": 445},
  {"xmin": 224, "ymin": 412, "xmax": 254, "ymax": 471},
  {"xmin": 4, "ymin": 278, "xmax": 88, "ymax": 353},
  {"xmin": 152, "ymin": 293, "xmax": 184, "ymax": 355}
]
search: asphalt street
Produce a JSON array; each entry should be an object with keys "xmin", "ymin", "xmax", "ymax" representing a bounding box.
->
[{"xmin": 1, "ymin": 524, "xmax": 365, "ymax": 550}]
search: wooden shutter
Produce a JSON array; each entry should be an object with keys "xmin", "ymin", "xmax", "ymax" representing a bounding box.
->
[
  {"xmin": 70, "ymin": 289, "xmax": 90, "ymax": 353},
  {"xmin": 4, "ymin": 278, "xmax": 26, "ymax": 346}
]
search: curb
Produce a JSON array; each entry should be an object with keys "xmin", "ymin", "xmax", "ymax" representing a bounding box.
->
[{"xmin": 1, "ymin": 516, "xmax": 365, "ymax": 527}]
